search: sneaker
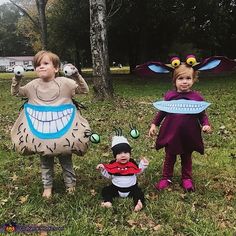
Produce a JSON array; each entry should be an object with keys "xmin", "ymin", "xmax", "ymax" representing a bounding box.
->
[
  {"xmin": 182, "ymin": 179, "xmax": 195, "ymax": 192},
  {"xmin": 154, "ymin": 179, "xmax": 172, "ymax": 190}
]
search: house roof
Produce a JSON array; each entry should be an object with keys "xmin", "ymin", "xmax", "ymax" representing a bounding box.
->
[{"xmin": 0, "ymin": 56, "xmax": 34, "ymax": 61}]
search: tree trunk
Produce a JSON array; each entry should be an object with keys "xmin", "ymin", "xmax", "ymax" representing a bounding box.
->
[
  {"xmin": 89, "ymin": 0, "xmax": 113, "ymax": 100},
  {"xmin": 36, "ymin": 0, "xmax": 48, "ymax": 50}
]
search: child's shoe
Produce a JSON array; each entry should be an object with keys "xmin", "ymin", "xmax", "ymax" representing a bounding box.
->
[
  {"xmin": 154, "ymin": 179, "xmax": 172, "ymax": 190},
  {"xmin": 182, "ymin": 179, "xmax": 195, "ymax": 192}
]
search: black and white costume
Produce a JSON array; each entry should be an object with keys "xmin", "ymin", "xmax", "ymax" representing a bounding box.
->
[
  {"xmin": 100, "ymin": 159, "xmax": 147, "ymax": 205},
  {"xmin": 98, "ymin": 135, "xmax": 148, "ymax": 206}
]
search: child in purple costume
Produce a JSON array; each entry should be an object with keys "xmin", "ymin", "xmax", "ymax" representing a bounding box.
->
[{"xmin": 149, "ymin": 64, "xmax": 212, "ymax": 191}]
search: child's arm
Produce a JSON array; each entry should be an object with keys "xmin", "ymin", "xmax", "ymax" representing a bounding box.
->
[
  {"xmin": 65, "ymin": 64, "xmax": 89, "ymax": 94},
  {"xmin": 73, "ymin": 73, "xmax": 89, "ymax": 94},
  {"xmin": 148, "ymin": 111, "xmax": 166, "ymax": 137},
  {"xmin": 199, "ymin": 111, "xmax": 212, "ymax": 133},
  {"xmin": 11, "ymin": 75, "xmax": 27, "ymax": 97},
  {"xmin": 96, "ymin": 164, "xmax": 112, "ymax": 179}
]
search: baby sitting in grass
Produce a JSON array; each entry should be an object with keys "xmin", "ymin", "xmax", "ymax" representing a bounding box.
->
[{"xmin": 96, "ymin": 135, "xmax": 148, "ymax": 212}]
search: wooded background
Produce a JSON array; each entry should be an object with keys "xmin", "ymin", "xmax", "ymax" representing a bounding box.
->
[
  {"xmin": 1, "ymin": 0, "xmax": 236, "ymax": 99},
  {"xmin": 1, "ymin": 0, "xmax": 236, "ymax": 67}
]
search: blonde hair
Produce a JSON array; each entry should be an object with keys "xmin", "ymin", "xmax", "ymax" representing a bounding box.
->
[
  {"xmin": 172, "ymin": 63, "xmax": 199, "ymax": 86},
  {"xmin": 33, "ymin": 50, "xmax": 61, "ymax": 69}
]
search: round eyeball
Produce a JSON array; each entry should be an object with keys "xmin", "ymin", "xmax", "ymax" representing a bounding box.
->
[
  {"xmin": 186, "ymin": 55, "xmax": 197, "ymax": 66},
  {"xmin": 89, "ymin": 133, "xmax": 100, "ymax": 144},
  {"xmin": 171, "ymin": 57, "xmax": 181, "ymax": 68},
  {"xmin": 14, "ymin": 66, "xmax": 24, "ymax": 76},
  {"xmin": 63, "ymin": 65, "xmax": 76, "ymax": 76},
  {"xmin": 130, "ymin": 129, "xmax": 140, "ymax": 139}
]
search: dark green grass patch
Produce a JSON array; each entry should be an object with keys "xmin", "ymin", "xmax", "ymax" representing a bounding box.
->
[{"xmin": 0, "ymin": 74, "xmax": 235, "ymax": 235}]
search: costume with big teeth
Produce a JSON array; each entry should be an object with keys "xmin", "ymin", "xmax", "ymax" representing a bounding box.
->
[
  {"xmin": 11, "ymin": 75, "xmax": 90, "ymax": 157},
  {"xmin": 138, "ymin": 55, "xmax": 236, "ymax": 188}
]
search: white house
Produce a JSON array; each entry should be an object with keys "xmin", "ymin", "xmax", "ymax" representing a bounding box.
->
[{"xmin": 0, "ymin": 56, "xmax": 34, "ymax": 68}]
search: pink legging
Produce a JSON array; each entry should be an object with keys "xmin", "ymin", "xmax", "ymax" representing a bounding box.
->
[{"xmin": 162, "ymin": 148, "xmax": 192, "ymax": 180}]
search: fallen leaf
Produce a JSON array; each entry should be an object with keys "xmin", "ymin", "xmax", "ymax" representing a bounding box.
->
[
  {"xmin": 90, "ymin": 189, "xmax": 97, "ymax": 196},
  {"xmin": 127, "ymin": 219, "xmax": 137, "ymax": 226},
  {"xmin": 153, "ymin": 224, "xmax": 162, "ymax": 231},
  {"xmin": 19, "ymin": 195, "xmax": 29, "ymax": 204},
  {"xmin": 10, "ymin": 173, "xmax": 18, "ymax": 181},
  {"xmin": 0, "ymin": 198, "xmax": 8, "ymax": 206},
  {"xmin": 95, "ymin": 223, "xmax": 103, "ymax": 231}
]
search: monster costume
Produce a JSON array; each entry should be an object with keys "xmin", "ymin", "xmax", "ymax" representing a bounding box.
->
[{"xmin": 11, "ymin": 75, "xmax": 90, "ymax": 157}]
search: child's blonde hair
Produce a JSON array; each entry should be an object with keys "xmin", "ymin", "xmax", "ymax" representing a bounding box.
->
[
  {"xmin": 33, "ymin": 50, "xmax": 61, "ymax": 70},
  {"xmin": 172, "ymin": 63, "xmax": 199, "ymax": 87}
]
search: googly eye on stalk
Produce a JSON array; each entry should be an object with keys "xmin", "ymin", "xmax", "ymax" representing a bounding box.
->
[
  {"xmin": 14, "ymin": 66, "xmax": 24, "ymax": 76},
  {"xmin": 63, "ymin": 65, "xmax": 77, "ymax": 77},
  {"xmin": 129, "ymin": 124, "xmax": 140, "ymax": 139},
  {"xmin": 84, "ymin": 129, "xmax": 100, "ymax": 144},
  {"xmin": 170, "ymin": 57, "xmax": 181, "ymax": 68},
  {"xmin": 186, "ymin": 54, "xmax": 197, "ymax": 66}
]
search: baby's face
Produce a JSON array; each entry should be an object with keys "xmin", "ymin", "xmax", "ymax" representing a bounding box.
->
[{"xmin": 116, "ymin": 152, "xmax": 131, "ymax": 164}]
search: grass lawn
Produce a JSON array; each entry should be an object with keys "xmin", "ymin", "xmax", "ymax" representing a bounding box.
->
[{"xmin": 0, "ymin": 71, "xmax": 235, "ymax": 235}]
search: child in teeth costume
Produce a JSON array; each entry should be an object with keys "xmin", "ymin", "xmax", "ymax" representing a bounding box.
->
[
  {"xmin": 141, "ymin": 55, "xmax": 236, "ymax": 192},
  {"xmin": 11, "ymin": 50, "xmax": 91, "ymax": 198},
  {"xmin": 149, "ymin": 64, "xmax": 211, "ymax": 192},
  {"xmin": 96, "ymin": 136, "xmax": 149, "ymax": 212}
]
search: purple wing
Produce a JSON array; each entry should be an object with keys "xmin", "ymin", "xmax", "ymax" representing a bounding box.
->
[
  {"xmin": 193, "ymin": 56, "xmax": 236, "ymax": 73},
  {"xmin": 135, "ymin": 61, "xmax": 173, "ymax": 76}
]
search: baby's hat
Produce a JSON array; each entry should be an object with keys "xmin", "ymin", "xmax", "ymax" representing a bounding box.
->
[{"xmin": 111, "ymin": 136, "xmax": 131, "ymax": 157}]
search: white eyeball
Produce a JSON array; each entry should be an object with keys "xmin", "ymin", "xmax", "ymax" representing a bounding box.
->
[
  {"xmin": 14, "ymin": 66, "xmax": 24, "ymax": 76},
  {"xmin": 63, "ymin": 65, "xmax": 76, "ymax": 76}
]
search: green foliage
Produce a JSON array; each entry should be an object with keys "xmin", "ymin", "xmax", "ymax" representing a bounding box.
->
[
  {"xmin": 0, "ymin": 3, "xmax": 33, "ymax": 56},
  {"xmin": 0, "ymin": 73, "xmax": 235, "ymax": 235}
]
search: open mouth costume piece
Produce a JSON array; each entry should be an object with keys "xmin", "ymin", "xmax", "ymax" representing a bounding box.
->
[
  {"xmin": 11, "ymin": 75, "xmax": 91, "ymax": 157},
  {"xmin": 136, "ymin": 55, "xmax": 236, "ymax": 154}
]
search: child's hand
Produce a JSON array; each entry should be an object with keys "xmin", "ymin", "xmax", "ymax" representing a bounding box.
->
[
  {"xmin": 140, "ymin": 157, "xmax": 149, "ymax": 167},
  {"xmin": 96, "ymin": 164, "xmax": 105, "ymax": 170},
  {"xmin": 202, "ymin": 125, "xmax": 212, "ymax": 133},
  {"xmin": 148, "ymin": 124, "xmax": 157, "ymax": 137}
]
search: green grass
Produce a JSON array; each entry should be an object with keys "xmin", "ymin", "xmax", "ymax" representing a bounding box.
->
[{"xmin": 0, "ymin": 72, "xmax": 235, "ymax": 235}]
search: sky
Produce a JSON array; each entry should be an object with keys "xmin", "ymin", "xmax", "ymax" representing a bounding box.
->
[{"xmin": 0, "ymin": 0, "xmax": 9, "ymax": 5}]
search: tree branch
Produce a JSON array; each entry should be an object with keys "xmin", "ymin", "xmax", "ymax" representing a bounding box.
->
[
  {"xmin": 9, "ymin": 0, "xmax": 39, "ymax": 30},
  {"xmin": 107, "ymin": 0, "xmax": 122, "ymax": 19}
]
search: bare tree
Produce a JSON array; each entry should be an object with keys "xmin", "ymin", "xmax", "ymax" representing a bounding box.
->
[
  {"xmin": 9, "ymin": 0, "xmax": 48, "ymax": 49},
  {"xmin": 89, "ymin": 0, "xmax": 113, "ymax": 100}
]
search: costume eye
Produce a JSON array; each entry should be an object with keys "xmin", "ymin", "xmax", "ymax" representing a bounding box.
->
[
  {"xmin": 129, "ymin": 124, "xmax": 140, "ymax": 139},
  {"xmin": 89, "ymin": 133, "xmax": 100, "ymax": 144},
  {"xmin": 130, "ymin": 128, "xmax": 140, "ymax": 139},
  {"xmin": 84, "ymin": 129, "xmax": 100, "ymax": 144},
  {"xmin": 171, "ymin": 57, "xmax": 181, "ymax": 68},
  {"xmin": 186, "ymin": 55, "xmax": 197, "ymax": 66}
]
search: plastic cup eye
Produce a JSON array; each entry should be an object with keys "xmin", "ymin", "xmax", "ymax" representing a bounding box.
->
[
  {"xmin": 89, "ymin": 133, "xmax": 100, "ymax": 144},
  {"xmin": 13, "ymin": 66, "xmax": 24, "ymax": 76},
  {"xmin": 186, "ymin": 55, "xmax": 197, "ymax": 65},
  {"xmin": 130, "ymin": 129, "xmax": 140, "ymax": 139},
  {"xmin": 171, "ymin": 57, "xmax": 181, "ymax": 68}
]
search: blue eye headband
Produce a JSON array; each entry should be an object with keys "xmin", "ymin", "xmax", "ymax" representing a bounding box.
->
[{"xmin": 135, "ymin": 55, "xmax": 236, "ymax": 76}]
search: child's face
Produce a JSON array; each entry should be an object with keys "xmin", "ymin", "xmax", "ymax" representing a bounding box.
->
[
  {"xmin": 175, "ymin": 74, "xmax": 194, "ymax": 92},
  {"xmin": 116, "ymin": 152, "xmax": 131, "ymax": 164},
  {"xmin": 35, "ymin": 55, "xmax": 59, "ymax": 82}
]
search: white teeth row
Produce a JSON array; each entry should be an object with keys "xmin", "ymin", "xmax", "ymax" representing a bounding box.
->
[
  {"xmin": 29, "ymin": 114, "xmax": 71, "ymax": 133},
  {"xmin": 26, "ymin": 108, "xmax": 73, "ymax": 121},
  {"xmin": 163, "ymin": 104, "xmax": 204, "ymax": 108}
]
